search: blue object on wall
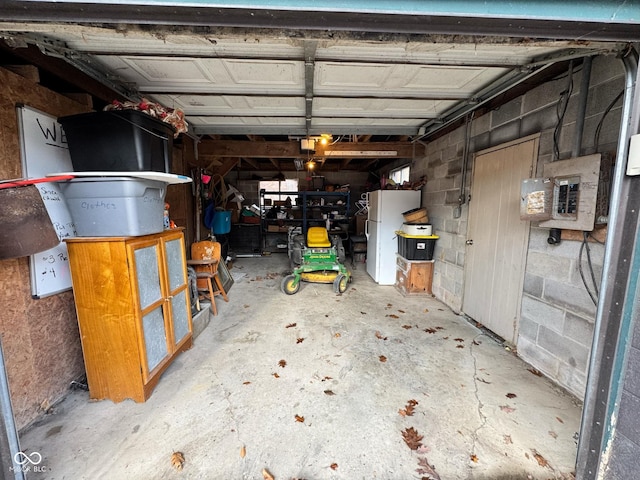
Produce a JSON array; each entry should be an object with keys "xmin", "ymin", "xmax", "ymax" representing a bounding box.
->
[{"xmin": 212, "ymin": 210, "xmax": 232, "ymax": 234}]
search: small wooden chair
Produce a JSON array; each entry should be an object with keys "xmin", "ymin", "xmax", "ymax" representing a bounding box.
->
[{"xmin": 187, "ymin": 240, "xmax": 229, "ymax": 315}]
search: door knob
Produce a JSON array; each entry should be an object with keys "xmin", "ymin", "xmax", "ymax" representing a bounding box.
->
[{"xmin": 466, "ymin": 239, "xmax": 474, "ymax": 245}]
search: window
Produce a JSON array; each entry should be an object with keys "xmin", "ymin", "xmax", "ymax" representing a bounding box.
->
[
  {"xmin": 259, "ymin": 179, "xmax": 299, "ymax": 205},
  {"xmin": 389, "ymin": 165, "xmax": 410, "ymax": 186}
]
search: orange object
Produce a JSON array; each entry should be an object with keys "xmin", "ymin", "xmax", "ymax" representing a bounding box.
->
[{"xmin": 187, "ymin": 241, "xmax": 229, "ymax": 315}]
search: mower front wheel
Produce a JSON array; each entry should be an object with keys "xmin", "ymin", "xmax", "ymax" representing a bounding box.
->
[
  {"xmin": 334, "ymin": 274, "xmax": 348, "ymax": 294},
  {"xmin": 281, "ymin": 274, "xmax": 300, "ymax": 295}
]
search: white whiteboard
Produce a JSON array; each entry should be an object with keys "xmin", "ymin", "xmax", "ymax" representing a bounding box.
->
[{"xmin": 17, "ymin": 105, "xmax": 77, "ymax": 298}]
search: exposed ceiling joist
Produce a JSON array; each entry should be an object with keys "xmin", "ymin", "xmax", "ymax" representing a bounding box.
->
[{"xmin": 197, "ymin": 140, "xmax": 417, "ymax": 159}]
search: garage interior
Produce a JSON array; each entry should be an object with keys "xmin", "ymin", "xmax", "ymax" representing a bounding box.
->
[{"xmin": 0, "ymin": 2, "xmax": 639, "ymax": 479}]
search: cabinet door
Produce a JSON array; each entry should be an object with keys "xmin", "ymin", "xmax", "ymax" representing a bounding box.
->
[
  {"xmin": 133, "ymin": 242, "xmax": 170, "ymax": 377},
  {"xmin": 164, "ymin": 236, "xmax": 191, "ymax": 346}
]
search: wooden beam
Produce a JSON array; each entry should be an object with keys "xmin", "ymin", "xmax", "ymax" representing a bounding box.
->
[
  {"xmin": 4, "ymin": 64, "xmax": 39, "ymax": 83},
  {"xmin": 240, "ymin": 157, "xmax": 260, "ymax": 169},
  {"xmin": 197, "ymin": 140, "xmax": 415, "ymax": 158},
  {"xmin": 216, "ymin": 157, "xmax": 240, "ymax": 178}
]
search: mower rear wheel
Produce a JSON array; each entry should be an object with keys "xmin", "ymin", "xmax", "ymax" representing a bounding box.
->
[
  {"xmin": 281, "ymin": 274, "xmax": 300, "ymax": 295},
  {"xmin": 334, "ymin": 274, "xmax": 348, "ymax": 293}
]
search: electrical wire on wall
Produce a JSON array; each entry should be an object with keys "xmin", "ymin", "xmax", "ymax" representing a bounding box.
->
[
  {"xmin": 594, "ymin": 90, "xmax": 624, "ymax": 152},
  {"xmin": 579, "ymin": 231, "xmax": 602, "ymax": 306},
  {"xmin": 553, "ymin": 60, "xmax": 574, "ymax": 161}
]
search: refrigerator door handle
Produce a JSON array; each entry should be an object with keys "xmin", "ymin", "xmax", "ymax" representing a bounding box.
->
[{"xmin": 365, "ymin": 219, "xmax": 370, "ymax": 239}]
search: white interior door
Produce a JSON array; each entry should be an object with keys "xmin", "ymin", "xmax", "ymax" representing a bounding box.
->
[{"xmin": 462, "ymin": 134, "xmax": 539, "ymax": 344}]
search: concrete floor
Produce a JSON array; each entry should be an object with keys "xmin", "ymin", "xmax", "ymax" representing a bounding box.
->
[{"xmin": 20, "ymin": 254, "xmax": 581, "ymax": 480}]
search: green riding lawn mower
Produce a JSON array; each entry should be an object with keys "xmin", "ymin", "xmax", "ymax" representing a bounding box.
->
[{"xmin": 281, "ymin": 226, "xmax": 351, "ymax": 294}]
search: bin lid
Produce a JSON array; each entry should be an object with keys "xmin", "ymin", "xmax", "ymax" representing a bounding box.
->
[
  {"xmin": 395, "ymin": 230, "xmax": 439, "ymax": 239},
  {"xmin": 48, "ymin": 171, "xmax": 192, "ymax": 184}
]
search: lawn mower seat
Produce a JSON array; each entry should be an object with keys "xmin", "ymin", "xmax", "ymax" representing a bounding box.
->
[{"xmin": 307, "ymin": 226, "xmax": 332, "ymax": 248}]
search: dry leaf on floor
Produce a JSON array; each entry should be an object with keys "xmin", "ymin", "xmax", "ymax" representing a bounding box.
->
[
  {"xmin": 402, "ymin": 427, "xmax": 423, "ymax": 450},
  {"xmin": 435, "ymin": 326, "xmax": 444, "ymax": 330},
  {"xmin": 388, "ymin": 314, "xmax": 400, "ymax": 319},
  {"xmin": 278, "ymin": 360, "xmax": 287, "ymax": 368},
  {"xmin": 243, "ymin": 381, "xmax": 251, "ymax": 385},
  {"xmin": 40, "ymin": 399, "xmax": 53, "ymax": 414},
  {"xmin": 360, "ymin": 311, "xmax": 367, "ymax": 315},
  {"xmin": 262, "ymin": 468, "xmax": 275, "ymax": 480},
  {"xmin": 477, "ymin": 377, "xmax": 491, "ymax": 384},
  {"xmin": 456, "ymin": 345, "xmax": 464, "ymax": 349},
  {"xmin": 295, "ymin": 414, "xmax": 305, "ymax": 423},
  {"xmin": 286, "ymin": 323, "xmax": 297, "ymax": 328},
  {"xmin": 324, "ymin": 390, "xmax": 335, "ymax": 396},
  {"xmin": 556, "ymin": 416, "xmax": 564, "ymax": 423},
  {"xmin": 424, "ymin": 328, "xmax": 437, "ymax": 334},
  {"xmin": 416, "ymin": 456, "xmax": 441, "ymax": 480},
  {"xmin": 399, "ymin": 399, "xmax": 419, "ymax": 416},
  {"xmin": 548, "ymin": 430, "xmax": 558, "ymax": 439},
  {"xmin": 402, "ymin": 325, "xmax": 412, "ymax": 329},
  {"xmin": 379, "ymin": 355, "xmax": 387, "ymax": 362},
  {"xmin": 528, "ymin": 368, "xmax": 543, "ymax": 377},
  {"xmin": 398, "ymin": 309, "xmax": 406, "ymax": 313},
  {"xmin": 272, "ymin": 373, "xmax": 280, "ymax": 378},
  {"xmin": 243, "ymin": 304, "xmax": 250, "ymax": 308},
  {"xmin": 240, "ymin": 446, "xmax": 246, "ymax": 458},
  {"xmin": 171, "ymin": 451, "xmax": 185, "ymax": 471},
  {"xmin": 375, "ymin": 331, "xmax": 388, "ymax": 340},
  {"xmin": 297, "ymin": 338, "xmax": 304, "ymax": 344},
  {"xmin": 504, "ymin": 434, "xmax": 513, "ymax": 444},
  {"xmin": 442, "ymin": 336, "xmax": 449, "ymax": 340},
  {"xmin": 470, "ymin": 454, "xmax": 479, "ymax": 463},
  {"xmin": 454, "ymin": 338, "xmax": 464, "ymax": 342},
  {"xmin": 506, "ymin": 393, "xmax": 517, "ymax": 399},
  {"xmin": 532, "ymin": 450, "xmax": 549, "ymax": 467},
  {"xmin": 322, "ymin": 376, "xmax": 333, "ymax": 381},
  {"xmin": 424, "ymin": 308, "xmax": 429, "ymax": 313},
  {"xmin": 334, "ymin": 333, "xmax": 341, "ymax": 338},
  {"xmin": 500, "ymin": 405, "xmax": 516, "ymax": 413},
  {"xmin": 330, "ymin": 463, "xmax": 338, "ymax": 470},
  {"xmin": 387, "ymin": 303, "xmax": 393, "ymax": 307},
  {"xmin": 473, "ymin": 340, "xmax": 481, "ymax": 345}
]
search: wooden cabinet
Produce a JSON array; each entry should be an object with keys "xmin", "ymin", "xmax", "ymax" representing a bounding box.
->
[
  {"xmin": 395, "ymin": 255, "xmax": 434, "ymax": 296},
  {"xmin": 66, "ymin": 230, "xmax": 193, "ymax": 402}
]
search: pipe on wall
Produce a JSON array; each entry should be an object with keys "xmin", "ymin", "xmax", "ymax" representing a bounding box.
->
[
  {"xmin": 576, "ymin": 46, "xmax": 639, "ymax": 480},
  {"xmin": 572, "ymin": 56, "xmax": 593, "ymax": 158}
]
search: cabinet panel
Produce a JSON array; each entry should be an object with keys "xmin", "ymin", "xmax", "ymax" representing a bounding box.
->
[
  {"xmin": 134, "ymin": 245, "xmax": 162, "ymax": 310},
  {"xmin": 165, "ymin": 237, "xmax": 186, "ymax": 291},
  {"xmin": 142, "ymin": 306, "xmax": 169, "ymax": 375},
  {"xmin": 171, "ymin": 290, "xmax": 190, "ymax": 345}
]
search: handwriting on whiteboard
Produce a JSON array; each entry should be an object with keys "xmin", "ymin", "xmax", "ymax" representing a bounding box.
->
[
  {"xmin": 38, "ymin": 250, "xmax": 69, "ymax": 281},
  {"xmin": 34, "ymin": 184, "xmax": 76, "ymax": 240},
  {"xmin": 37, "ymin": 116, "xmax": 68, "ymax": 150}
]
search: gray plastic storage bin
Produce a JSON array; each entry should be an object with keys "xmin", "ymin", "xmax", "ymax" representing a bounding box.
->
[{"xmin": 59, "ymin": 177, "xmax": 166, "ymax": 236}]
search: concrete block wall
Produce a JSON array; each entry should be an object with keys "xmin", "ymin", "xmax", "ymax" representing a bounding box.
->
[
  {"xmin": 518, "ymin": 228, "xmax": 602, "ymax": 397},
  {"xmin": 413, "ymin": 54, "xmax": 622, "ymax": 398},
  {"xmin": 422, "ymin": 131, "xmax": 468, "ymax": 312}
]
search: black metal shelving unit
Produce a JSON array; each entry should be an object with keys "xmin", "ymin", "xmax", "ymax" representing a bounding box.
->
[{"xmin": 259, "ymin": 190, "xmax": 350, "ymax": 251}]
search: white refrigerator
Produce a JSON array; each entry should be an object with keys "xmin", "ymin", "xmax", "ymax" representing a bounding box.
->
[{"xmin": 365, "ymin": 190, "xmax": 421, "ymax": 285}]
